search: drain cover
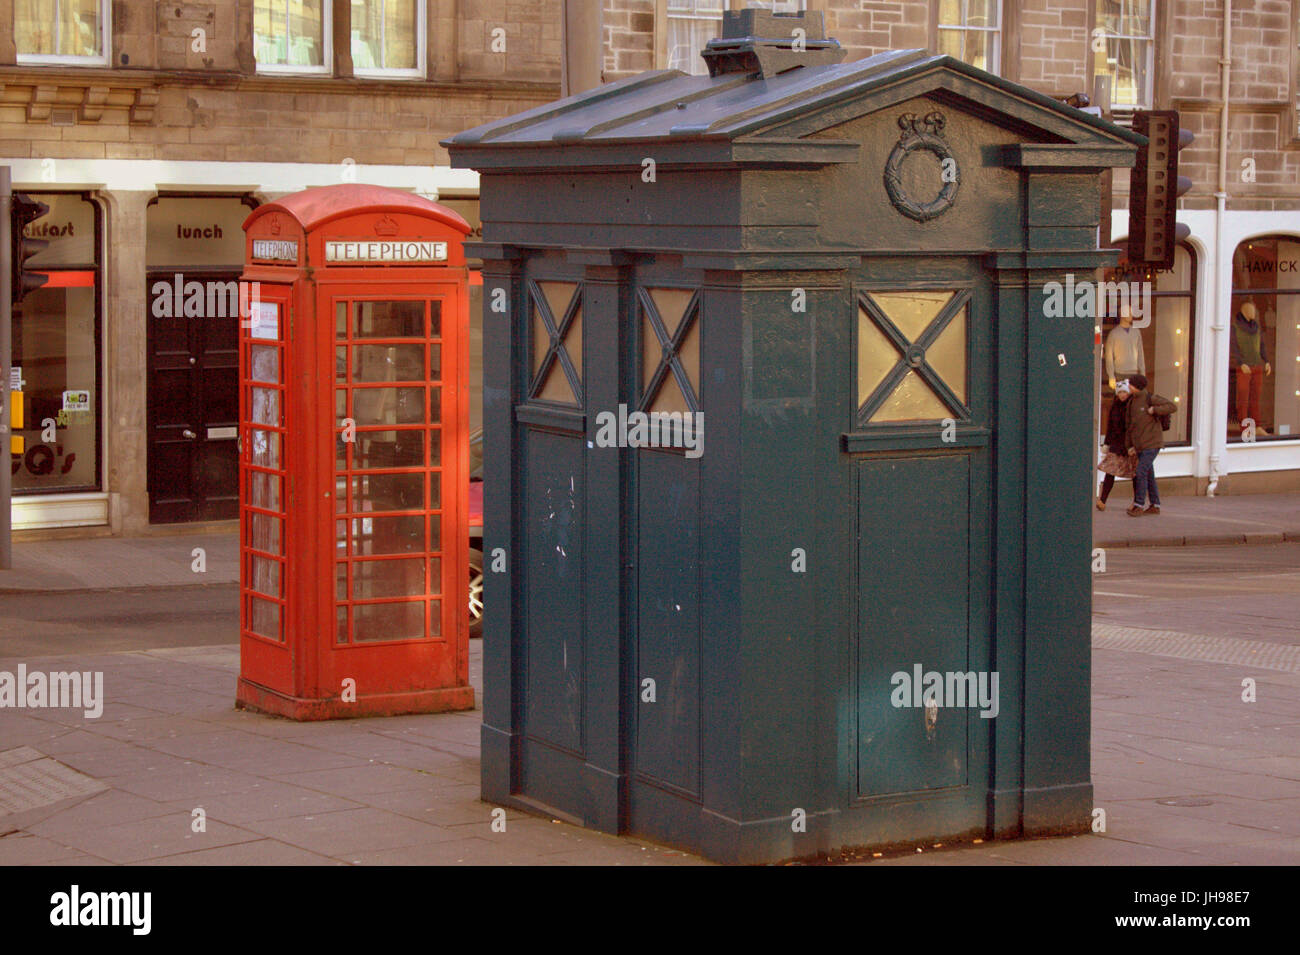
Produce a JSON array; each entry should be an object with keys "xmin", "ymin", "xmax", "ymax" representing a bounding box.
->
[
  {"xmin": 1156, "ymin": 796, "xmax": 1215, "ymax": 807},
  {"xmin": 0, "ymin": 747, "xmax": 107, "ymax": 817}
]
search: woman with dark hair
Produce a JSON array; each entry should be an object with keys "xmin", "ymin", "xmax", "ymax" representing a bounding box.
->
[{"xmin": 1097, "ymin": 379, "xmax": 1134, "ymax": 511}]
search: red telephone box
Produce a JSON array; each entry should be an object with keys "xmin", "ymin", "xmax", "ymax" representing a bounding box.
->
[{"xmin": 235, "ymin": 184, "xmax": 474, "ymax": 719}]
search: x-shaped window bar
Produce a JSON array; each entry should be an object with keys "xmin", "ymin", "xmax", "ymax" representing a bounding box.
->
[
  {"xmin": 638, "ymin": 286, "xmax": 701, "ymax": 414},
  {"xmin": 856, "ymin": 289, "xmax": 971, "ymax": 427},
  {"xmin": 527, "ymin": 280, "xmax": 583, "ymax": 406}
]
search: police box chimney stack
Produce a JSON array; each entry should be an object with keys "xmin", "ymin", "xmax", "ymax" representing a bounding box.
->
[{"xmin": 701, "ymin": 9, "xmax": 845, "ymax": 78}]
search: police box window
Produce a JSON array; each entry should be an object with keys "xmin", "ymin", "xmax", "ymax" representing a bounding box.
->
[
  {"xmin": 1099, "ymin": 241, "xmax": 1196, "ymax": 447},
  {"xmin": 11, "ymin": 193, "xmax": 102, "ymax": 493},
  {"xmin": 1228, "ymin": 236, "xmax": 1300, "ymax": 443}
]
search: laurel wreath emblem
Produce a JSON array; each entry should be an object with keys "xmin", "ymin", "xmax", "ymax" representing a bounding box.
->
[{"xmin": 883, "ymin": 111, "xmax": 960, "ymax": 222}]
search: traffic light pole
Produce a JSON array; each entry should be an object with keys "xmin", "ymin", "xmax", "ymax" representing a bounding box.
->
[{"xmin": 1, "ymin": 166, "xmax": 13, "ymax": 569}]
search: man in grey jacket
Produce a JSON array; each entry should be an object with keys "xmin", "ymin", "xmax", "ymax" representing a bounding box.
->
[
  {"xmin": 1104, "ymin": 304, "xmax": 1146, "ymax": 391},
  {"xmin": 1125, "ymin": 374, "xmax": 1177, "ymax": 516}
]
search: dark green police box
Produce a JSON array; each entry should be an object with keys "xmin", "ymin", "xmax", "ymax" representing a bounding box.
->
[{"xmin": 445, "ymin": 9, "xmax": 1140, "ymax": 864}]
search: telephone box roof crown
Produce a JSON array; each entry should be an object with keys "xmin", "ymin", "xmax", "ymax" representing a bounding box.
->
[{"xmin": 245, "ymin": 183, "xmax": 471, "ymax": 235}]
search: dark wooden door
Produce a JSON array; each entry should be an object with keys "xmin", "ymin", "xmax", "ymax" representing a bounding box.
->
[{"xmin": 147, "ymin": 270, "xmax": 241, "ymax": 523}]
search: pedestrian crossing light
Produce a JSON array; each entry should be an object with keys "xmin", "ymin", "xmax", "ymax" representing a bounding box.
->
[
  {"xmin": 1128, "ymin": 110, "xmax": 1193, "ymax": 270},
  {"xmin": 10, "ymin": 192, "xmax": 50, "ymax": 305}
]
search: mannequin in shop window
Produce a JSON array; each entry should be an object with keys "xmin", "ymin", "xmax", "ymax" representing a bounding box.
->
[
  {"xmin": 1105, "ymin": 303, "xmax": 1146, "ymax": 392},
  {"xmin": 1230, "ymin": 301, "xmax": 1271, "ymax": 435}
]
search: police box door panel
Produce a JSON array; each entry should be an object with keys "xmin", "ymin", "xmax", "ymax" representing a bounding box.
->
[
  {"xmin": 146, "ymin": 270, "xmax": 241, "ymax": 523},
  {"xmin": 846, "ymin": 274, "xmax": 993, "ymax": 813}
]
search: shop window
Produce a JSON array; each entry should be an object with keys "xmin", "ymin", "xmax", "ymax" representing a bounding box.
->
[
  {"xmin": 1099, "ymin": 241, "xmax": 1196, "ymax": 446},
  {"xmin": 1091, "ymin": 0, "xmax": 1155, "ymax": 109},
  {"xmin": 937, "ymin": 0, "xmax": 1001, "ymax": 76},
  {"xmin": 255, "ymin": 0, "xmax": 331, "ymax": 73},
  {"xmin": 1228, "ymin": 236, "xmax": 1300, "ymax": 443},
  {"xmin": 352, "ymin": 0, "xmax": 425, "ymax": 77},
  {"xmin": 11, "ymin": 193, "xmax": 101, "ymax": 493},
  {"xmin": 14, "ymin": 0, "xmax": 109, "ymax": 64}
]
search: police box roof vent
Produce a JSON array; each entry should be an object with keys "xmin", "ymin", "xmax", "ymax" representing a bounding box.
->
[{"xmin": 701, "ymin": 10, "xmax": 845, "ymax": 79}]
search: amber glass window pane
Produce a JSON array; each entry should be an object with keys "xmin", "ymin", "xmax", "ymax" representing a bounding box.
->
[
  {"xmin": 648, "ymin": 288, "xmax": 695, "ymax": 337},
  {"xmin": 857, "ymin": 307, "xmax": 901, "ymax": 404},
  {"xmin": 871, "ymin": 291, "xmax": 951, "ymax": 342},
  {"xmin": 870, "ymin": 370, "xmax": 951, "ymax": 422},
  {"xmin": 927, "ymin": 304, "xmax": 968, "ymax": 405}
]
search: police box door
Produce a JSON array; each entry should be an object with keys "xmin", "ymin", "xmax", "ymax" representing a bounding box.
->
[
  {"xmin": 146, "ymin": 269, "xmax": 242, "ymax": 523},
  {"xmin": 846, "ymin": 271, "xmax": 993, "ymax": 828}
]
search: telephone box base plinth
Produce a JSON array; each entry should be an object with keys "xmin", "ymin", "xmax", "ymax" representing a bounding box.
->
[{"xmin": 236, "ymin": 677, "xmax": 474, "ymax": 721}]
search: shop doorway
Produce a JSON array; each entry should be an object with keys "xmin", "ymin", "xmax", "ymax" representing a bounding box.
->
[
  {"xmin": 145, "ymin": 195, "xmax": 256, "ymax": 523},
  {"xmin": 145, "ymin": 270, "xmax": 242, "ymax": 522}
]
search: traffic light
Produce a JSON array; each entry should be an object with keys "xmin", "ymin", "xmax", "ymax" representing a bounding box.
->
[
  {"xmin": 1128, "ymin": 110, "xmax": 1193, "ymax": 270},
  {"xmin": 10, "ymin": 192, "xmax": 50, "ymax": 305}
]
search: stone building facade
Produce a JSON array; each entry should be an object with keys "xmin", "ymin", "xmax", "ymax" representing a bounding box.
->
[{"xmin": 2, "ymin": 0, "xmax": 560, "ymax": 532}]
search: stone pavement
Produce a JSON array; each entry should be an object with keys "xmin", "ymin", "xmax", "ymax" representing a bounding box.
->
[
  {"xmin": 0, "ymin": 630, "xmax": 1296, "ymax": 866},
  {"xmin": 2, "ymin": 489, "xmax": 1296, "ymax": 599},
  {"xmin": 1093, "ymin": 492, "xmax": 1300, "ymax": 549}
]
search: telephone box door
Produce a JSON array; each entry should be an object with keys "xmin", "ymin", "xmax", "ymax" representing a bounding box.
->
[
  {"xmin": 239, "ymin": 282, "xmax": 296, "ymax": 695},
  {"xmin": 321, "ymin": 283, "xmax": 469, "ymax": 697}
]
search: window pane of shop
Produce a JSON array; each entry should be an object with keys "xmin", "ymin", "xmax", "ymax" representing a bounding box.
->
[
  {"xmin": 353, "ymin": 300, "xmax": 424, "ymax": 338},
  {"xmin": 350, "ymin": 514, "xmax": 425, "ymax": 555},
  {"xmin": 249, "ymin": 597, "xmax": 282, "ymax": 640},
  {"xmin": 349, "ymin": 558, "xmax": 425, "ymax": 598},
  {"xmin": 350, "ymin": 429, "xmax": 424, "ymax": 469},
  {"xmin": 351, "ymin": 472, "xmax": 425, "ymax": 512},
  {"xmin": 352, "ymin": 601, "xmax": 426, "ymax": 642},
  {"xmin": 352, "ymin": 387, "xmax": 426, "ymax": 425},
  {"xmin": 11, "ymin": 283, "xmax": 99, "ymax": 491},
  {"xmin": 250, "ymin": 428, "xmax": 281, "ymax": 468},
  {"xmin": 353, "ymin": 344, "xmax": 425, "ymax": 382},
  {"xmin": 251, "ymin": 387, "xmax": 281, "ymax": 426},
  {"xmin": 250, "ymin": 345, "xmax": 280, "ymax": 383},
  {"xmin": 249, "ymin": 555, "xmax": 281, "ymax": 597},
  {"xmin": 352, "ymin": 0, "xmax": 419, "ymax": 71},
  {"xmin": 1228, "ymin": 237, "xmax": 1300, "ymax": 442},
  {"xmin": 254, "ymin": 0, "xmax": 326, "ymax": 67},
  {"xmin": 16, "ymin": 0, "xmax": 104, "ymax": 56}
]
